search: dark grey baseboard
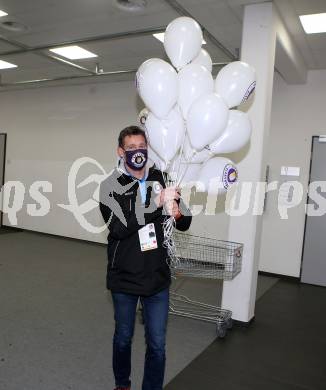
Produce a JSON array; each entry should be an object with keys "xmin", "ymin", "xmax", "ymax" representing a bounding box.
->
[
  {"xmin": 2, "ymin": 224, "xmax": 106, "ymax": 247},
  {"xmin": 258, "ymin": 270, "xmax": 300, "ymax": 283}
]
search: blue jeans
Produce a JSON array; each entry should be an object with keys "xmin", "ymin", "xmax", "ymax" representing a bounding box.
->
[{"xmin": 111, "ymin": 287, "xmax": 169, "ymax": 390}]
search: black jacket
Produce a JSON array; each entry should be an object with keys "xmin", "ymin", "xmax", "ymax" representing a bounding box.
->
[{"xmin": 99, "ymin": 163, "xmax": 192, "ymax": 296}]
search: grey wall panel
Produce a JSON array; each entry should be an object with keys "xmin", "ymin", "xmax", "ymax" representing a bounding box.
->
[
  {"xmin": 0, "ymin": 134, "xmax": 6, "ymax": 227},
  {"xmin": 301, "ymin": 137, "xmax": 326, "ymax": 286}
]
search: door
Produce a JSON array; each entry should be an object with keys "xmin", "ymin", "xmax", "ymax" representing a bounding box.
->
[
  {"xmin": 0, "ymin": 133, "xmax": 6, "ymax": 227},
  {"xmin": 301, "ymin": 136, "xmax": 326, "ymax": 286}
]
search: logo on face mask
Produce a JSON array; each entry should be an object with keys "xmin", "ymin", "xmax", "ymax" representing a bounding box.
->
[
  {"xmin": 125, "ymin": 148, "xmax": 148, "ymax": 170},
  {"xmin": 132, "ymin": 152, "xmax": 146, "ymax": 166}
]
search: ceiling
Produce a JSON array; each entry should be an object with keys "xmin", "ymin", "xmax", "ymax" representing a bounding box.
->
[
  {"xmin": 0, "ymin": 0, "xmax": 324, "ymax": 88},
  {"xmin": 274, "ymin": 0, "xmax": 326, "ymax": 70}
]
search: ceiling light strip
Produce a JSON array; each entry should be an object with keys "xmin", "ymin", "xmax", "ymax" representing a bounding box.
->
[
  {"xmin": 0, "ymin": 62, "xmax": 230, "ymax": 89},
  {"xmin": 0, "ymin": 27, "xmax": 165, "ymax": 57},
  {"xmin": 47, "ymin": 54, "xmax": 96, "ymax": 73},
  {"xmin": 0, "ymin": 35, "xmax": 96, "ymax": 75}
]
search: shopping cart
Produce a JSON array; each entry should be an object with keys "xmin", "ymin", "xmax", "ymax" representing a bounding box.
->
[{"xmin": 168, "ymin": 231, "xmax": 243, "ymax": 338}]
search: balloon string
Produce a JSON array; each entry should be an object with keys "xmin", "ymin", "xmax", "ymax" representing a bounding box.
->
[
  {"xmin": 163, "ymin": 124, "xmax": 188, "ymax": 270},
  {"xmin": 175, "ymin": 126, "xmax": 187, "ymax": 184},
  {"xmin": 164, "ymin": 122, "xmax": 211, "ymax": 270},
  {"xmin": 176, "ymin": 163, "xmax": 189, "ymax": 187}
]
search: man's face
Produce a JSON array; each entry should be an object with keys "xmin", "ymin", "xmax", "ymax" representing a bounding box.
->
[{"xmin": 118, "ymin": 134, "xmax": 147, "ymax": 158}]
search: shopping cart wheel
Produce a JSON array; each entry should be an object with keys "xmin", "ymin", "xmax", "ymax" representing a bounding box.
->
[
  {"xmin": 216, "ymin": 325, "xmax": 227, "ymax": 338},
  {"xmin": 226, "ymin": 318, "xmax": 233, "ymax": 330}
]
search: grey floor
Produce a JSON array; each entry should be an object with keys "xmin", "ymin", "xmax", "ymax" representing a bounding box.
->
[
  {"xmin": 165, "ymin": 279, "xmax": 326, "ymax": 390},
  {"xmin": 0, "ymin": 228, "xmax": 278, "ymax": 390}
]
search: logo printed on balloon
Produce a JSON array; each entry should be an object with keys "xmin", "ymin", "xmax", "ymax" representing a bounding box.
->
[
  {"xmin": 241, "ymin": 81, "xmax": 256, "ymax": 104},
  {"xmin": 222, "ymin": 164, "xmax": 238, "ymax": 189},
  {"xmin": 215, "ymin": 61, "xmax": 256, "ymax": 108},
  {"xmin": 135, "ymin": 71, "xmax": 140, "ymax": 91},
  {"xmin": 138, "ymin": 108, "xmax": 149, "ymax": 127}
]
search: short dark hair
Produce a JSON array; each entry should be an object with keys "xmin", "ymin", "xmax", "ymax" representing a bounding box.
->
[{"xmin": 118, "ymin": 125, "xmax": 148, "ymax": 148}]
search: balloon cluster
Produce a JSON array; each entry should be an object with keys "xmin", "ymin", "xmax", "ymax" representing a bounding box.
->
[{"xmin": 136, "ymin": 16, "xmax": 256, "ymax": 196}]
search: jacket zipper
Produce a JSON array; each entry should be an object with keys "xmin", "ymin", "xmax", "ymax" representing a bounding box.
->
[{"xmin": 111, "ymin": 240, "xmax": 120, "ymax": 268}]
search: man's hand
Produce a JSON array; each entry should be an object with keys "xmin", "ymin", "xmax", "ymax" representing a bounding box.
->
[
  {"xmin": 165, "ymin": 200, "xmax": 182, "ymax": 219},
  {"xmin": 154, "ymin": 186, "xmax": 180, "ymax": 208}
]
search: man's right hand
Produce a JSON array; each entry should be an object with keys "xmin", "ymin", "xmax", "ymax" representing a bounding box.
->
[{"xmin": 154, "ymin": 187, "xmax": 180, "ymax": 208}]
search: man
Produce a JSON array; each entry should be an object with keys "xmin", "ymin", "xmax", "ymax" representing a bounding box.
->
[{"xmin": 99, "ymin": 125, "xmax": 192, "ymax": 390}]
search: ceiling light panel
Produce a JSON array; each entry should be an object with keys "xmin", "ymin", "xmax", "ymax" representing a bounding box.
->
[
  {"xmin": 0, "ymin": 60, "xmax": 17, "ymax": 69},
  {"xmin": 49, "ymin": 45, "xmax": 98, "ymax": 60},
  {"xmin": 299, "ymin": 13, "xmax": 326, "ymax": 34},
  {"xmin": 153, "ymin": 32, "xmax": 206, "ymax": 44}
]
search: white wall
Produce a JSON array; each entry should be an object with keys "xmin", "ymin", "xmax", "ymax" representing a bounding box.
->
[
  {"xmin": 0, "ymin": 80, "xmax": 230, "ymax": 243},
  {"xmin": 259, "ymin": 69, "xmax": 326, "ymax": 277},
  {"xmin": 2, "ymin": 67, "xmax": 323, "ymax": 277},
  {"xmin": 0, "ymin": 81, "xmax": 139, "ymax": 243},
  {"xmin": 2, "ymin": 70, "xmax": 325, "ymax": 274}
]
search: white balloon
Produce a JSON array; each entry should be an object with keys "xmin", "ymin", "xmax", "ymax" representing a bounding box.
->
[
  {"xmin": 136, "ymin": 58, "xmax": 178, "ymax": 119},
  {"xmin": 186, "ymin": 93, "xmax": 229, "ymax": 151},
  {"xmin": 167, "ymin": 151, "xmax": 201, "ymax": 187},
  {"xmin": 183, "ymin": 134, "xmax": 212, "ymax": 163},
  {"xmin": 191, "ymin": 49, "xmax": 213, "ymax": 73},
  {"xmin": 148, "ymin": 146, "xmax": 167, "ymax": 172},
  {"xmin": 215, "ymin": 61, "xmax": 256, "ymax": 108},
  {"xmin": 166, "ymin": 152, "xmax": 184, "ymax": 183},
  {"xmin": 179, "ymin": 163, "xmax": 202, "ymax": 188},
  {"xmin": 209, "ymin": 110, "xmax": 252, "ymax": 154},
  {"xmin": 178, "ymin": 63, "xmax": 214, "ymax": 119},
  {"xmin": 164, "ymin": 16, "xmax": 203, "ymax": 70},
  {"xmin": 138, "ymin": 107, "xmax": 149, "ymax": 127},
  {"xmin": 197, "ymin": 157, "xmax": 238, "ymax": 195},
  {"xmin": 145, "ymin": 107, "xmax": 185, "ymax": 164}
]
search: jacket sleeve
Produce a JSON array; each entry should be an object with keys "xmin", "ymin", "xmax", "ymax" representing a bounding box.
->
[
  {"xmin": 99, "ymin": 181, "xmax": 163, "ymax": 240},
  {"xmin": 175, "ymin": 198, "xmax": 192, "ymax": 232}
]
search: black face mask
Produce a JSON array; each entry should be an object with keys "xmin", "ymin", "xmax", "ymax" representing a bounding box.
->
[{"xmin": 124, "ymin": 148, "xmax": 148, "ymax": 171}]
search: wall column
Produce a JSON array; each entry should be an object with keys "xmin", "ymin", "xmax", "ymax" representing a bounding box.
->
[{"xmin": 221, "ymin": 3, "xmax": 277, "ymax": 322}]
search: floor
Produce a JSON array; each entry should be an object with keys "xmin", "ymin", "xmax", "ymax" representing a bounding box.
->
[
  {"xmin": 0, "ymin": 227, "xmax": 310, "ymax": 390},
  {"xmin": 165, "ymin": 279, "xmax": 326, "ymax": 390}
]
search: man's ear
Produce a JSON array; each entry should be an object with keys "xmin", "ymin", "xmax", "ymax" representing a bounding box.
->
[{"xmin": 117, "ymin": 146, "xmax": 124, "ymax": 158}]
